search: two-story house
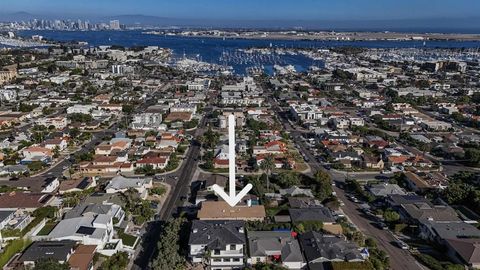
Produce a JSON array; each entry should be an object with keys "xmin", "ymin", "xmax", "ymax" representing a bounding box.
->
[{"xmin": 189, "ymin": 220, "xmax": 246, "ymax": 270}]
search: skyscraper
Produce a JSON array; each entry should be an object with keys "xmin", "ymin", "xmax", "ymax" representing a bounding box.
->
[{"xmin": 109, "ymin": 20, "xmax": 120, "ymax": 30}]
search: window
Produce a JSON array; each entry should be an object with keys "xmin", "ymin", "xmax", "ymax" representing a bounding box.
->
[
  {"xmin": 213, "ymin": 259, "xmax": 221, "ymax": 262},
  {"xmin": 214, "ymin": 249, "xmax": 220, "ymax": 255},
  {"xmin": 232, "ymin": 258, "xmax": 240, "ymax": 262},
  {"xmin": 230, "ymin": 244, "xmax": 236, "ymax": 250}
]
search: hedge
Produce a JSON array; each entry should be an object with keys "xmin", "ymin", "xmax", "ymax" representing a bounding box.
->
[{"xmin": 330, "ymin": 261, "xmax": 374, "ymax": 270}]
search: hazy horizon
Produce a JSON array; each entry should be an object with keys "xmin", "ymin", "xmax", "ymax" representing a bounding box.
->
[
  {"xmin": 1, "ymin": 0, "xmax": 480, "ymax": 21},
  {"xmin": 1, "ymin": 0, "xmax": 480, "ymax": 32}
]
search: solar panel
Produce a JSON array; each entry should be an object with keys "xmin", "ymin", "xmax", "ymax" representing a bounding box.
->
[
  {"xmin": 77, "ymin": 178, "xmax": 90, "ymax": 189},
  {"xmin": 76, "ymin": 226, "xmax": 95, "ymax": 235}
]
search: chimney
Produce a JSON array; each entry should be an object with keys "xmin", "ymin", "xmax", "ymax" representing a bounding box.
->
[
  {"xmin": 238, "ymin": 227, "xmax": 244, "ymax": 233},
  {"xmin": 193, "ymin": 228, "xmax": 198, "ymax": 233}
]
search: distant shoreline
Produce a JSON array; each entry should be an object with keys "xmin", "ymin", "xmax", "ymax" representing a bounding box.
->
[{"xmin": 144, "ymin": 31, "xmax": 480, "ymax": 42}]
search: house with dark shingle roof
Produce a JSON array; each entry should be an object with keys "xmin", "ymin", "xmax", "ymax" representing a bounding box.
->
[
  {"xmin": 247, "ymin": 231, "xmax": 305, "ymax": 269},
  {"xmin": 366, "ymin": 183, "xmax": 406, "ymax": 198},
  {"xmin": 419, "ymin": 220, "xmax": 480, "ymax": 244},
  {"xmin": 399, "ymin": 202, "xmax": 460, "ymax": 224},
  {"xmin": 289, "ymin": 207, "xmax": 335, "ymax": 225},
  {"xmin": 189, "ymin": 220, "xmax": 246, "ymax": 269},
  {"xmin": 288, "ymin": 197, "xmax": 323, "ymax": 209},
  {"xmin": 299, "ymin": 232, "xmax": 365, "ymax": 270},
  {"xmin": 445, "ymin": 238, "xmax": 480, "ymax": 268},
  {"xmin": 17, "ymin": 241, "xmax": 76, "ymax": 268}
]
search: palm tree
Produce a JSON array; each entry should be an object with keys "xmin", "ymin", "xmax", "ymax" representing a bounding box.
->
[{"xmin": 260, "ymin": 155, "xmax": 275, "ymax": 192}]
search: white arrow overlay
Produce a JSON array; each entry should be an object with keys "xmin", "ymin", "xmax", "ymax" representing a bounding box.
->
[{"xmin": 212, "ymin": 114, "xmax": 253, "ymax": 207}]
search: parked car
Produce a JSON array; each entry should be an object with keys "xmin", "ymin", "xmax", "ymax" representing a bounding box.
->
[
  {"xmin": 395, "ymin": 240, "xmax": 409, "ymax": 250},
  {"xmin": 376, "ymin": 222, "xmax": 388, "ymax": 230}
]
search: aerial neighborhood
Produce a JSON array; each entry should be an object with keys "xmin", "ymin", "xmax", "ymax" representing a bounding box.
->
[{"xmin": 0, "ymin": 12, "xmax": 480, "ymax": 270}]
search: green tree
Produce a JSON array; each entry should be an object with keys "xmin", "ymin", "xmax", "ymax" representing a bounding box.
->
[
  {"xmin": 276, "ymin": 172, "xmax": 301, "ymax": 188},
  {"xmin": 122, "ymin": 104, "xmax": 134, "ymax": 115},
  {"xmin": 465, "ymin": 148, "xmax": 480, "ymax": 166},
  {"xmin": 259, "ymin": 155, "xmax": 275, "ymax": 192},
  {"xmin": 312, "ymin": 171, "xmax": 333, "ymax": 202},
  {"xmin": 69, "ymin": 128, "xmax": 81, "ymax": 139},
  {"xmin": 34, "ymin": 259, "xmax": 69, "ymax": 270},
  {"xmin": 151, "ymin": 217, "xmax": 186, "ymax": 270},
  {"xmin": 383, "ymin": 209, "xmax": 400, "ymax": 223},
  {"xmin": 444, "ymin": 181, "xmax": 470, "ymax": 204},
  {"xmin": 203, "ymin": 128, "xmax": 220, "ymax": 150},
  {"xmin": 52, "ymin": 146, "xmax": 60, "ymax": 158},
  {"xmin": 99, "ymin": 252, "xmax": 129, "ymax": 270}
]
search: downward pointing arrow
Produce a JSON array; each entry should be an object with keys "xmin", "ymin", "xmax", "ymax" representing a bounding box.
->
[
  {"xmin": 211, "ymin": 114, "xmax": 253, "ymax": 207},
  {"xmin": 212, "ymin": 183, "xmax": 253, "ymax": 207}
]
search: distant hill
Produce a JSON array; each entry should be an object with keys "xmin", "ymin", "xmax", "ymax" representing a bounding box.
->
[{"xmin": 0, "ymin": 11, "xmax": 38, "ymax": 21}]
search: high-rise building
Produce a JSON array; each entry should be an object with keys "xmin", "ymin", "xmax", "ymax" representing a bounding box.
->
[{"xmin": 109, "ymin": 20, "xmax": 120, "ymax": 30}]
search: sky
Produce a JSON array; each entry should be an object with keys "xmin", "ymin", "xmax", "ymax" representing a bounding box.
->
[{"xmin": 1, "ymin": 0, "xmax": 480, "ymax": 21}]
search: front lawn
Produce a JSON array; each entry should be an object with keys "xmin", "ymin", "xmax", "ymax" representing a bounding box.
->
[
  {"xmin": 37, "ymin": 222, "xmax": 58, "ymax": 236},
  {"xmin": 118, "ymin": 231, "xmax": 138, "ymax": 247}
]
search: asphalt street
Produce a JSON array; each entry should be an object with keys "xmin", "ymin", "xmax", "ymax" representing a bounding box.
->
[
  {"xmin": 270, "ymin": 97, "xmax": 424, "ymax": 270},
  {"xmin": 132, "ymin": 107, "xmax": 210, "ymax": 270}
]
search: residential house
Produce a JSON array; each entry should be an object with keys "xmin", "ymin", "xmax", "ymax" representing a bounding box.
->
[
  {"xmin": 288, "ymin": 197, "xmax": 323, "ymax": 209},
  {"xmin": 2, "ymin": 176, "xmax": 60, "ymax": 193},
  {"xmin": 58, "ymin": 177, "xmax": 97, "ymax": 194},
  {"xmin": 67, "ymin": 104, "xmax": 96, "ymax": 114},
  {"xmin": 197, "ymin": 201, "xmax": 266, "ymax": 221},
  {"xmin": 48, "ymin": 214, "xmax": 118, "ymax": 251},
  {"xmin": 42, "ymin": 138, "xmax": 68, "ymax": 151},
  {"xmin": 164, "ymin": 112, "xmax": 193, "ymax": 122},
  {"xmin": 289, "ymin": 208, "xmax": 335, "ymax": 225},
  {"xmin": 247, "ymin": 231, "xmax": 305, "ymax": 269},
  {"xmin": 398, "ymin": 201, "xmax": 460, "ymax": 225},
  {"xmin": 445, "ymin": 238, "xmax": 480, "ymax": 268},
  {"xmin": 364, "ymin": 136, "xmax": 389, "ymax": 149},
  {"xmin": 253, "ymin": 141, "xmax": 287, "ymax": 156},
  {"xmin": 64, "ymin": 202, "xmax": 125, "ymax": 226},
  {"xmin": 130, "ymin": 112, "xmax": 163, "ymax": 130},
  {"xmin": 289, "ymin": 104, "xmax": 323, "ymax": 122},
  {"xmin": 189, "ymin": 220, "xmax": 246, "ymax": 269},
  {"xmin": 37, "ymin": 117, "xmax": 68, "ymax": 129},
  {"xmin": 279, "ymin": 186, "xmax": 314, "ymax": 198},
  {"xmin": 136, "ymin": 156, "xmax": 169, "ymax": 170},
  {"xmin": 404, "ymin": 171, "xmax": 447, "ymax": 192},
  {"xmin": 21, "ymin": 146, "xmax": 53, "ymax": 163},
  {"xmin": 68, "ymin": 245, "xmax": 96, "ymax": 270},
  {"xmin": 299, "ymin": 232, "xmax": 365, "ymax": 270},
  {"xmin": 16, "ymin": 241, "xmax": 76, "ymax": 269},
  {"xmin": 419, "ymin": 220, "xmax": 480, "ymax": 244},
  {"xmin": 105, "ymin": 175, "xmax": 153, "ymax": 199},
  {"xmin": 366, "ymin": 183, "xmax": 406, "ymax": 198},
  {"xmin": 0, "ymin": 192, "xmax": 53, "ymax": 211}
]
